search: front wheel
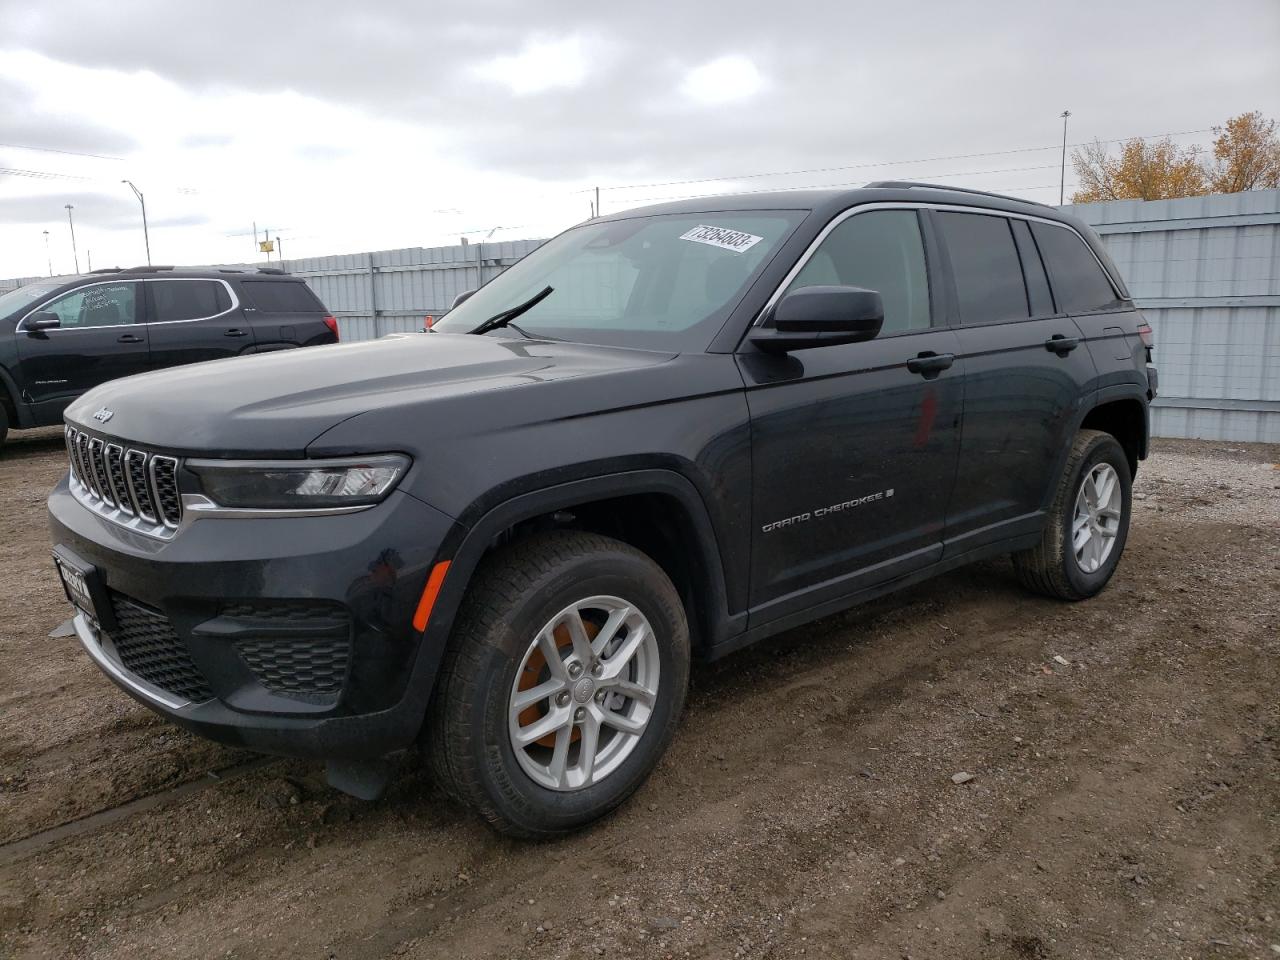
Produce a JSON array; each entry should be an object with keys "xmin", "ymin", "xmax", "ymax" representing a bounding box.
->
[
  {"xmin": 426, "ymin": 530, "xmax": 690, "ymax": 837},
  {"xmin": 1013, "ymin": 429, "xmax": 1132, "ymax": 600}
]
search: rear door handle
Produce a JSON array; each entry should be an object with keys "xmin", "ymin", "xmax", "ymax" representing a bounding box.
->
[
  {"xmin": 906, "ymin": 351, "xmax": 955, "ymax": 377},
  {"xmin": 1045, "ymin": 334, "xmax": 1080, "ymax": 355},
  {"xmin": 224, "ymin": 328, "xmax": 249, "ymax": 338},
  {"xmin": 117, "ymin": 334, "xmax": 144, "ymax": 344}
]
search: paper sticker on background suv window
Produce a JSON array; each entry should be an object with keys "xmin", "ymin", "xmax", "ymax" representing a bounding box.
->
[{"xmin": 679, "ymin": 225, "xmax": 764, "ymax": 253}]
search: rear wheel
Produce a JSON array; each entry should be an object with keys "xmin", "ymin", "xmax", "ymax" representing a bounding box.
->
[
  {"xmin": 1013, "ymin": 429, "xmax": 1132, "ymax": 600},
  {"xmin": 426, "ymin": 530, "xmax": 690, "ymax": 837},
  {"xmin": 0, "ymin": 404, "xmax": 8, "ymax": 451}
]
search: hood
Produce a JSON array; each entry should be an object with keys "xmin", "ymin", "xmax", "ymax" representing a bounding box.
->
[{"xmin": 65, "ymin": 333, "xmax": 676, "ymax": 456}]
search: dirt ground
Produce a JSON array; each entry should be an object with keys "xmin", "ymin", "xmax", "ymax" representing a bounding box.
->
[{"xmin": 1, "ymin": 428, "xmax": 1277, "ymax": 960}]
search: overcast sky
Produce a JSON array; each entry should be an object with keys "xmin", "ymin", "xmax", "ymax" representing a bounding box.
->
[{"xmin": 2, "ymin": 0, "xmax": 1278, "ymax": 278}]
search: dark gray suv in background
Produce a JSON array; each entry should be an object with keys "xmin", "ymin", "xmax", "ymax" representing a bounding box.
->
[
  {"xmin": 48, "ymin": 182, "xmax": 1157, "ymax": 836},
  {"xmin": 0, "ymin": 266, "xmax": 338, "ymax": 449}
]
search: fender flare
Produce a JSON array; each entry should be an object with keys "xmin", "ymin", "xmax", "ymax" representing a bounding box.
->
[
  {"xmin": 0, "ymin": 364, "xmax": 32, "ymax": 428},
  {"xmin": 408, "ymin": 468, "xmax": 742, "ymax": 713},
  {"xmin": 1038, "ymin": 385, "xmax": 1149, "ymax": 513}
]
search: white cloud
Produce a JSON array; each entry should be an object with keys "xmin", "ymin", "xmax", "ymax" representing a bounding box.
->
[
  {"xmin": 679, "ymin": 55, "xmax": 764, "ymax": 106},
  {"xmin": 475, "ymin": 35, "xmax": 591, "ymax": 96}
]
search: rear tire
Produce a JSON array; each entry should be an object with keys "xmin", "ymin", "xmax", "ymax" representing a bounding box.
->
[
  {"xmin": 1013, "ymin": 429, "xmax": 1132, "ymax": 600},
  {"xmin": 426, "ymin": 530, "xmax": 690, "ymax": 838},
  {"xmin": 0, "ymin": 404, "xmax": 8, "ymax": 451}
]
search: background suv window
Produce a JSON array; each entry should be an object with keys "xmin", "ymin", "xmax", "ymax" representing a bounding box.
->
[
  {"xmin": 937, "ymin": 212, "xmax": 1029, "ymax": 324},
  {"xmin": 151, "ymin": 279, "xmax": 231, "ymax": 322},
  {"xmin": 1030, "ymin": 222, "xmax": 1121, "ymax": 314},
  {"xmin": 38, "ymin": 282, "xmax": 137, "ymax": 328},
  {"xmin": 788, "ymin": 209, "xmax": 930, "ymax": 334},
  {"xmin": 242, "ymin": 280, "xmax": 324, "ymax": 313}
]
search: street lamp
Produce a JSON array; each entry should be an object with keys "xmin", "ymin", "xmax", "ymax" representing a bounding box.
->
[
  {"xmin": 65, "ymin": 204, "xmax": 80, "ymax": 274},
  {"xmin": 121, "ymin": 180, "xmax": 151, "ymax": 266},
  {"xmin": 1059, "ymin": 110, "xmax": 1072, "ymax": 206},
  {"xmin": 43, "ymin": 230, "xmax": 52, "ymax": 276}
]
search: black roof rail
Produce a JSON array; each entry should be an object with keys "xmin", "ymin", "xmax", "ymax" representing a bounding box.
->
[
  {"xmin": 88, "ymin": 267, "xmax": 123, "ymax": 274},
  {"xmin": 256, "ymin": 267, "xmax": 287, "ymax": 275},
  {"xmin": 121, "ymin": 265, "xmax": 176, "ymax": 273},
  {"xmin": 864, "ymin": 180, "xmax": 1053, "ymax": 208}
]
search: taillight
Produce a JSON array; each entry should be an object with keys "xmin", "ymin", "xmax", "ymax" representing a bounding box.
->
[
  {"xmin": 1137, "ymin": 321, "xmax": 1154, "ymax": 349},
  {"xmin": 323, "ymin": 315, "xmax": 340, "ymax": 341}
]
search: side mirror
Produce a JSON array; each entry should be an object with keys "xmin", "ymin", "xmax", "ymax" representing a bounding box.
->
[
  {"xmin": 749, "ymin": 285, "xmax": 884, "ymax": 354},
  {"xmin": 25, "ymin": 312, "xmax": 61, "ymax": 332},
  {"xmin": 451, "ymin": 289, "xmax": 477, "ymax": 309}
]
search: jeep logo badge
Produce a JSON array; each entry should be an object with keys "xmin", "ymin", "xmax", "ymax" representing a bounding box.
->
[{"xmin": 92, "ymin": 407, "xmax": 114, "ymax": 424}]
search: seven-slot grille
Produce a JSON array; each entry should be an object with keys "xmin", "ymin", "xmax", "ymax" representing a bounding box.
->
[{"xmin": 65, "ymin": 426, "xmax": 182, "ymax": 530}]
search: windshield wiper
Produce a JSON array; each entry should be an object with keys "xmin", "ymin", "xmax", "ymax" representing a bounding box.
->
[{"xmin": 470, "ymin": 285, "xmax": 553, "ymax": 337}]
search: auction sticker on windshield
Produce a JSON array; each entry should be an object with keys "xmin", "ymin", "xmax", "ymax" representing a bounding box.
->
[{"xmin": 679, "ymin": 225, "xmax": 764, "ymax": 253}]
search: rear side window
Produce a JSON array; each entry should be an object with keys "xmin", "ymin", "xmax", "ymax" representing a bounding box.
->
[
  {"xmin": 787, "ymin": 209, "xmax": 931, "ymax": 334},
  {"xmin": 1009, "ymin": 220, "xmax": 1055, "ymax": 316},
  {"xmin": 150, "ymin": 280, "xmax": 231, "ymax": 322},
  {"xmin": 937, "ymin": 212, "xmax": 1028, "ymax": 324},
  {"xmin": 241, "ymin": 280, "xmax": 323, "ymax": 313},
  {"xmin": 1029, "ymin": 222, "xmax": 1120, "ymax": 314}
]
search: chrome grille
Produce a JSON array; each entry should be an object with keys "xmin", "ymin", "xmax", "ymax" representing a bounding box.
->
[{"xmin": 64, "ymin": 426, "xmax": 183, "ymax": 537}]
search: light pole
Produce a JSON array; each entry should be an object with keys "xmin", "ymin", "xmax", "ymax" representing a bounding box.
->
[
  {"xmin": 122, "ymin": 180, "xmax": 151, "ymax": 266},
  {"xmin": 1059, "ymin": 110, "xmax": 1072, "ymax": 206},
  {"xmin": 43, "ymin": 230, "xmax": 52, "ymax": 276},
  {"xmin": 65, "ymin": 204, "xmax": 80, "ymax": 274}
]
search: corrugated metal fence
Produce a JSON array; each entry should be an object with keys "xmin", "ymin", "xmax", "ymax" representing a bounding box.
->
[
  {"xmin": 3, "ymin": 190, "xmax": 1277, "ymax": 442},
  {"xmin": 284, "ymin": 239, "xmax": 545, "ymax": 341},
  {"xmin": 1064, "ymin": 189, "xmax": 1280, "ymax": 443}
]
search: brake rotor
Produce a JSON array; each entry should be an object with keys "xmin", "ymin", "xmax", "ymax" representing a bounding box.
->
[{"xmin": 517, "ymin": 619, "xmax": 601, "ymax": 746}]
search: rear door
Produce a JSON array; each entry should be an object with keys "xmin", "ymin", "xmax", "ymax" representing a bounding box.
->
[
  {"xmin": 936, "ymin": 210, "xmax": 1098, "ymax": 552},
  {"xmin": 13, "ymin": 280, "xmax": 148, "ymax": 417},
  {"xmin": 739, "ymin": 207, "xmax": 963, "ymax": 623},
  {"xmin": 237, "ymin": 278, "xmax": 332, "ymax": 349},
  {"xmin": 144, "ymin": 278, "xmax": 250, "ymax": 368}
]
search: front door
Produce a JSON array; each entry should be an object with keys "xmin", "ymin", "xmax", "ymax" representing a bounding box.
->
[
  {"xmin": 14, "ymin": 280, "xmax": 148, "ymax": 422},
  {"xmin": 738, "ymin": 208, "xmax": 963, "ymax": 627}
]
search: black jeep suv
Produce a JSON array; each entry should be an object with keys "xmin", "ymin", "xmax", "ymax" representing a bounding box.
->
[
  {"xmin": 48, "ymin": 183, "xmax": 1157, "ymax": 836},
  {"xmin": 0, "ymin": 266, "xmax": 338, "ymax": 448}
]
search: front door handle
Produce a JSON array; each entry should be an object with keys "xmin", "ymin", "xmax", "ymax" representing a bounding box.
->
[
  {"xmin": 906, "ymin": 351, "xmax": 955, "ymax": 377},
  {"xmin": 117, "ymin": 334, "xmax": 144, "ymax": 344},
  {"xmin": 1045, "ymin": 334, "xmax": 1080, "ymax": 355},
  {"xmin": 223, "ymin": 328, "xmax": 249, "ymax": 338}
]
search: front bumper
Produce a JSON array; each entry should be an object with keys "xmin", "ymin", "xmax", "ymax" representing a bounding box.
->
[{"xmin": 49, "ymin": 475, "xmax": 460, "ymax": 760}]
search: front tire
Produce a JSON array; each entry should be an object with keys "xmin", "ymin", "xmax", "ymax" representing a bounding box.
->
[
  {"xmin": 1013, "ymin": 429, "xmax": 1132, "ymax": 600},
  {"xmin": 426, "ymin": 530, "xmax": 690, "ymax": 837}
]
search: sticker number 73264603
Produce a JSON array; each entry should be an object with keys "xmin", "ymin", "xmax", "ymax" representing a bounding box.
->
[{"xmin": 678, "ymin": 225, "xmax": 764, "ymax": 254}]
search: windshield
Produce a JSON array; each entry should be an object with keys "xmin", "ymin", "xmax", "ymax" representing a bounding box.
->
[
  {"xmin": 0, "ymin": 281, "xmax": 62, "ymax": 321},
  {"xmin": 432, "ymin": 211, "xmax": 804, "ymax": 351}
]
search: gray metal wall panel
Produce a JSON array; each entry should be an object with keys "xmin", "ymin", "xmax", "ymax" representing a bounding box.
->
[{"xmin": 1066, "ymin": 189, "xmax": 1280, "ymax": 443}]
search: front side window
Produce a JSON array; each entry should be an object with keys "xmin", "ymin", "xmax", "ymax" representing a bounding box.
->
[
  {"xmin": 1030, "ymin": 222, "xmax": 1121, "ymax": 314},
  {"xmin": 36, "ymin": 282, "xmax": 138, "ymax": 329},
  {"xmin": 431, "ymin": 211, "xmax": 804, "ymax": 351},
  {"xmin": 150, "ymin": 280, "xmax": 231, "ymax": 322},
  {"xmin": 784, "ymin": 209, "xmax": 931, "ymax": 334},
  {"xmin": 937, "ymin": 212, "xmax": 1029, "ymax": 325}
]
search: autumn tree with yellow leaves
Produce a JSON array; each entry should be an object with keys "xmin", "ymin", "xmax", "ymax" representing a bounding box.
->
[{"xmin": 1070, "ymin": 111, "xmax": 1280, "ymax": 203}]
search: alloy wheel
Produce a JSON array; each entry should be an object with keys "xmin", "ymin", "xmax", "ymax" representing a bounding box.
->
[{"xmin": 507, "ymin": 596, "xmax": 660, "ymax": 791}]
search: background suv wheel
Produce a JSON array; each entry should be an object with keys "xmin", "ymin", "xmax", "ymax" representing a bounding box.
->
[
  {"xmin": 426, "ymin": 530, "xmax": 690, "ymax": 837},
  {"xmin": 1013, "ymin": 428, "xmax": 1133, "ymax": 600}
]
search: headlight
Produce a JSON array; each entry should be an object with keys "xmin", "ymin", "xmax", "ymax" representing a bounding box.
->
[{"xmin": 187, "ymin": 454, "xmax": 410, "ymax": 509}]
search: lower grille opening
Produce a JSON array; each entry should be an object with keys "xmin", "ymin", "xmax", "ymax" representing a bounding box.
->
[
  {"xmin": 223, "ymin": 600, "xmax": 352, "ymax": 700},
  {"xmin": 107, "ymin": 594, "xmax": 214, "ymax": 703}
]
